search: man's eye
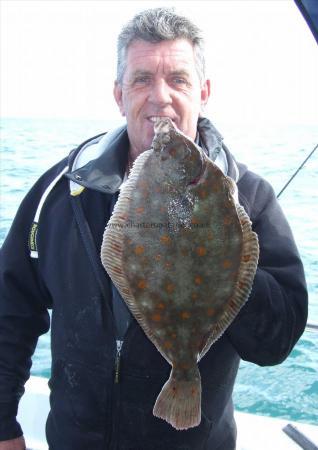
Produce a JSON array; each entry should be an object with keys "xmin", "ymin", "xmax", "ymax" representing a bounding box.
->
[
  {"xmin": 134, "ymin": 76, "xmax": 151, "ymax": 84},
  {"xmin": 173, "ymin": 78, "xmax": 187, "ymax": 85}
]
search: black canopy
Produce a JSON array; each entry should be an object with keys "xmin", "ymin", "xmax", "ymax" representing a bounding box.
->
[{"xmin": 294, "ymin": 0, "xmax": 318, "ymax": 44}]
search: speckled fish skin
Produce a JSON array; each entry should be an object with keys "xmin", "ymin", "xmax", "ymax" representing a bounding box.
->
[{"xmin": 101, "ymin": 118, "xmax": 259, "ymax": 430}]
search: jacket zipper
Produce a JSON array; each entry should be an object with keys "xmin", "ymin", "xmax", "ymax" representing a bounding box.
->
[
  {"xmin": 114, "ymin": 339, "xmax": 123, "ymax": 383},
  {"xmin": 108, "ymin": 338, "xmax": 124, "ymax": 449},
  {"xmin": 70, "ymin": 195, "xmax": 120, "ymax": 449}
]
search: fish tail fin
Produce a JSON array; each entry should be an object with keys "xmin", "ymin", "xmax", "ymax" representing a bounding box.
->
[{"xmin": 153, "ymin": 366, "xmax": 201, "ymax": 430}]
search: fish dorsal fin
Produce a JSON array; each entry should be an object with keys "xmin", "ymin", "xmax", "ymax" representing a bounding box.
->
[
  {"xmin": 101, "ymin": 149, "xmax": 163, "ymax": 346},
  {"xmin": 199, "ymin": 203, "xmax": 259, "ymax": 359}
]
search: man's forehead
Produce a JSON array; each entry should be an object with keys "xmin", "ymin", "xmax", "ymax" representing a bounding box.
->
[
  {"xmin": 128, "ymin": 67, "xmax": 192, "ymax": 78},
  {"xmin": 126, "ymin": 38, "xmax": 195, "ymax": 61}
]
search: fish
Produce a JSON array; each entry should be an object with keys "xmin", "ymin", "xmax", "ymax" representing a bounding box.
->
[{"xmin": 100, "ymin": 118, "xmax": 259, "ymax": 430}]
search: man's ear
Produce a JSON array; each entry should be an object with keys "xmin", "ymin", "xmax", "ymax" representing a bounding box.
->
[
  {"xmin": 201, "ymin": 79, "xmax": 211, "ymax": 107},
  {"xmin": 113, "ymin": 81, "xmax": 125, "ymax": 116}
]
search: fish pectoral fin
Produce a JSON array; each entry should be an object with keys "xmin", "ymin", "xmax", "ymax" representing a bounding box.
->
[{"xmin": 153, "ymin": 366, "xmax": 201, "ymax": 430}]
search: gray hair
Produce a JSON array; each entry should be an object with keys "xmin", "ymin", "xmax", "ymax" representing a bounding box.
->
[{"xmin": 116, "ymin": 7, "xmax": 206, "ymax": 84}]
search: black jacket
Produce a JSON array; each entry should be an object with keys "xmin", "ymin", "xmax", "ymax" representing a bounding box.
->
[{"xmin": 0, "ymin": 118, "xmax": 308, "ymax": 449}]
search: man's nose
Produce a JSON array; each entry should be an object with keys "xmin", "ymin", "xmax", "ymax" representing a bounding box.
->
[{"xmin": 148, "ymin": 79, "xmax": 172, "ymax": 106}]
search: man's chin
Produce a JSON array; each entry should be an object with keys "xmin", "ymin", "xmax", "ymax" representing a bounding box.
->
[
  {"xmin": 131, "ymin": 142, "xmax": 152, "ymax": 159},
  {"xmin": 144, "ymin": 134, "xmax": 155, "ymax": 151}
]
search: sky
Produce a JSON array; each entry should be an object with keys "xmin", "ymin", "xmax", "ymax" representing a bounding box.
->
[{"xmin": 1, "ymin": 0, "xmax": 318, "ymax": 127}]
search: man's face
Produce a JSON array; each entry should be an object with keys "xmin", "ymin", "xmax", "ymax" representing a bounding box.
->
[{"xmin": 114, "ymin": 38, "xmax": 210, "ymax": 158}]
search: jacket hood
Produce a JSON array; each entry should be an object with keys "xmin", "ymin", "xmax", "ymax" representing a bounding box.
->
[{"xmin": 65, "ymin": 117, "xmax": 245, "ymax": 195}]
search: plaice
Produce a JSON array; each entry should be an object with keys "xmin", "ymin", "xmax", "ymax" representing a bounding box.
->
[{"xmin": 101, "ymin": 117, "xmax": 259, "ymax": 430}]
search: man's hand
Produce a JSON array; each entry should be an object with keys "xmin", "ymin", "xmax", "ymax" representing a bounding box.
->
[{"xmin": 0, "ymin": 436, "xmax": 26, "ymax": 450}]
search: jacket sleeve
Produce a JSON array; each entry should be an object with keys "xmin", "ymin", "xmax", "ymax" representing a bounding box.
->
[
  {"xmin": 226, "ymin": 172, "xmax": 308, "ymax": 366},
  {"xmin": 0, "ymin": 174, "xmax": 55, "ymax": 440}
]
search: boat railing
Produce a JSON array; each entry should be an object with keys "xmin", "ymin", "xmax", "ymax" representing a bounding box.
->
[{"xmin": 306, "ymin": 322, "xmax": 318, "ymax": 332}]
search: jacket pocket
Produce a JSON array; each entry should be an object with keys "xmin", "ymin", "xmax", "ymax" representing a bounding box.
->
[{"xmin": 48, "ymin": 359, "xmax": 111, "ymax": 432}]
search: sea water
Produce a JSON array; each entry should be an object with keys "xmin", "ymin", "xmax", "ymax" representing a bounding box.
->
[{"xmin": 1, "ymin": 117, "xmax": 317, "ymax": 425}]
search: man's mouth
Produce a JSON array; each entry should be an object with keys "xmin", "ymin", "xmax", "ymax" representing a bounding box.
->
[{"xmin": 147, "ymin": 116, "xmax": 176, "ymax": 124}]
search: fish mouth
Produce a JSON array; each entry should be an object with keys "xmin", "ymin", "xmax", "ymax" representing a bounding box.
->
[
  {"xmin": 148, "ymin": 117, "xmax": 177, "ymax": 136},
  {"xmin": 147, "ymin": 116, "xmax": 177, "ymax": 128}
]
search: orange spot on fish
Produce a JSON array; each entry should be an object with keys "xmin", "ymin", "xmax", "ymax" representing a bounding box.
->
[
  {"xmin": 223, "ymin": 260, "xmax": 232, "ymax": 269},
  {"xmin": 223, "ymin": 216, "xmax": 232, "ymax": 225},
  {"xmin": 207, "ymin": 307, "xmax": 215, "ymax": 317},
  {"xmin": 155, "ymin": 254, "xmax": 161, "ymax": 261},
  {"xmin": 134, "ymin": 245, "xmax": 145, "ymax": 255},
  {"xmin": 198, "ymin": 189, "xmax": 208, "ymax": 199},
  {"xmin": 180, "ymin": 362, "xmax": 190, "ymax": 370},
  {"xmin": 165, "ymin": 283, "xmax": 175, "ymax": 294},
  {"xmin": 194, "ymin": 275, "xmax": 203, "ymax": 285},
  {"xmin": 151, "ymin": 313, "xmax": 162, "ymax": 322},
  {"xmin": 165, "ymin": 261, "xmax": 172, "ymax": 268},
  {"xmin": 180, "ymin": 311, "xmax": 191, "ymax": 320},
  {"xmin": 164, "ymin": 340, "xmax": 173, "ymax": 349},
  {"xmin": 196, "ymin": 246, "xmax": 207, "ymax": 256},
  {"xmin": 135, "ymin": 207, "xmax": 144, "ymax": 214},
  {"xmin": 191, "ymin": 217, "xmax": 200, "ymax": 225},
  {"xmin": 137, "ymin": 279, "xmax": 147, "ymax": 290},
  {"xmin": 191, "ymin": 387, "xmax": 197, "ymax": 396},
  {"xmin": 171, "ymin": 332, "xmax": 177, "ymax": 339},
  {"xmin": 158, "ymin": 302, "xmax": 165, "ymax": 310},
  {"xmin": 243, "ymin": 254, "xmax": 251, "ymax": 262},
  {"xmin": 191, "ymin": 293, "xmax": 198, "ymax": 301},
  {"xmin": 160, "ymin": 235, "xmax": 171, "ymax": 245}
]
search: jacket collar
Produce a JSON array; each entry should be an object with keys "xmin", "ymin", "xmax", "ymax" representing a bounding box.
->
[{"xmin": 65, "ymin": 117, "xmax": 239, "ymax": 195}]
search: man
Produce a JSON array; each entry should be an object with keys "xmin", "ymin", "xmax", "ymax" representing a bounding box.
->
[{"xmin": 0, "ymin": 7, "xmax": 308, "ymax": 450}]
